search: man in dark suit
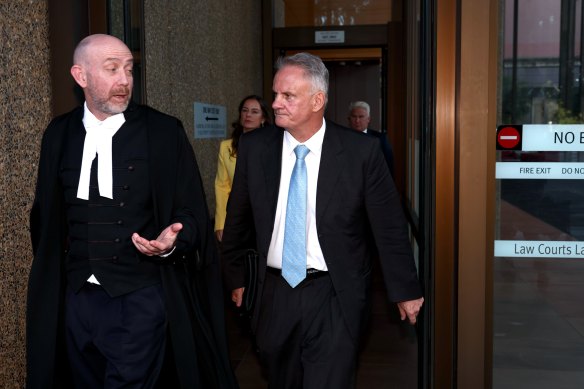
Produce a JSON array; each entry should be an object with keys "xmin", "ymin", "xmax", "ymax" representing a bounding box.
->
[
  {"xmin": 27, "ymin": 34, "xmax": 237, "ymax": 389},
  {"xmin": 221, "ymin": 52, "xmax": 423, "ymax": 389},
  {"xmin": 348, "ymin": 100, "xmax": 395, "ymax": 176}
]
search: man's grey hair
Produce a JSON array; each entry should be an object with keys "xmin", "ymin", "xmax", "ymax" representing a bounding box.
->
[
  {"xmin": 348, "ymin": 101, "xmax": 370, "ymax": 116},
  {"xmin": 275, "ymin": 52, "xmax": 329, "ymax": 97}
]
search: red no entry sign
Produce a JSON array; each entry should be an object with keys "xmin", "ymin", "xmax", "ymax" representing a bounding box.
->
[{"xmin": 496, "ymin": 125, "xmax": 522, "ymax": 150}]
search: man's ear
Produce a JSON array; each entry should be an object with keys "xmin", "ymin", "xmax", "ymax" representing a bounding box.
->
[
  {"xmin": 70, "ymin": 65, "xmax": 87, "ymax": 88},
  {"xmin": 312, "ymin": 91, "xmax": 326, "ymax": 112}
]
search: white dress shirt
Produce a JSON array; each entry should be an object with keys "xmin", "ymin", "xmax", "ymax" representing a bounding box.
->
[{"xmin": 267, "ymin": 119, "xmax": 328, "ymax": 271}]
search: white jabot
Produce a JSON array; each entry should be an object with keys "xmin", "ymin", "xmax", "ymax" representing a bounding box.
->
[{"xmin": 77, "ymin": 103, "xmax": 126, "ymax": 200}]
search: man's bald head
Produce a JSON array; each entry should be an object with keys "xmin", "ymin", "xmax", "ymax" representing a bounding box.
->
[
  {"xmin": 70, "ymin": 34, "xmax": 134, "ymax": 120},
  {"xmin": 73, "ymin": 34, "xmax": 129, "ymax": 67}
]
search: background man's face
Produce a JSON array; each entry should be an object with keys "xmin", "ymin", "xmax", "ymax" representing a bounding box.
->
[{"xmin": 348, "ymin": 107, "xmax": 370, "ymax": 132}]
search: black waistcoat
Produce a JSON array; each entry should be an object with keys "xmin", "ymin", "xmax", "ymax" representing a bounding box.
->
[{"xmin": 59, "ymin": 119, "xmax": 160, "ymax": 297}]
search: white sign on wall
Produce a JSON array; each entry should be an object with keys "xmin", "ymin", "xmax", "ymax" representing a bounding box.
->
[
  {"xmin": 495, "ymin": 240, "xmax": 584, "ymax": 258},
  {"xmin": 315, "ymin": 30, "xmax": 345, "ymax": 44},
  {"xmin": 194, "ymin": 102, "xmax": 226, "ymax": 139},
  {"xmin": 496, "ymin": 162, "xmax": 584, "ymax": 179},
  {"xmin": 496, "ymin": 124, "xmax": 584, "ymax": 151},
  {"xmin": 495, "ymin": 124, "xmax": 584, "ymax": 258},
  {"xmin": 522, "ymin": 124, "xmax": 584, "ymax": 151}
]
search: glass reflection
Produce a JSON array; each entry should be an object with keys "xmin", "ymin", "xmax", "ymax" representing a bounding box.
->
[
  {"xmin": 280, "ymin": 0, "xmax": 390, "ymax": 27},
  {"xmin": 495, "ymin": 1, "xmax": 584, "ymax": 388}
]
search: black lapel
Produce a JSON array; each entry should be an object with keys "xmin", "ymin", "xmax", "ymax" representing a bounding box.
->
[
  {"xmin": 316, "ymin": 121, "xmax": 344, "ymax": 225},
  {"xmin": 140, "ymin": 105, "xmax": 170, "ymax": 228}
]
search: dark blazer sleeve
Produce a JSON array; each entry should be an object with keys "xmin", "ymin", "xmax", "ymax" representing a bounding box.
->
[
  {"xmin": 220, "ymin": 131, "xmax": 256, "ymax": 291},
  {"xmin": 166, "ymin": 119, "xmax": 202, "ymax": 254},
  {"xmin": 143, "ymin": 107, "xmax": 203, "ymax": 258},
  {"xmin": 319, "ymin": 124, "xmax": 422, "ymax": 301},
  {"xmin": 363, "ymin": 137, "xmax": 421, "ymax": 302},
  {"xmin": 27, "ymin": 114, "xmax": 73, "ymax": 389},
  {"xmin": 367, "ymin": 130, "xmax": 395, "ymax": 177},
  {"xmin": 146, "ymin": 106, "xmax": 238, "ymax": 388},
  {"xmin": 309, "ymin": 122, "xmax": 421, "ymax": 340}
]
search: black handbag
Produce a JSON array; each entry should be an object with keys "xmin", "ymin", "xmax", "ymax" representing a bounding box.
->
[{"xmin": 242, "ymin": 249, "xmax": 259, "ymax": 313}]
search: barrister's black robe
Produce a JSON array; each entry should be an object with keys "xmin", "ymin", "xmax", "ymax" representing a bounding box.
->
[{"xmin": 27, "ymin": 103, "xmax": 238, "ymax": 389}]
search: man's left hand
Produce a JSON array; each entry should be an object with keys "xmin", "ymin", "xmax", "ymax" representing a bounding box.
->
[
  {"xmin": 397, "ymin": 297, "xmax": 424, "ymax": 325},
  {"xmin": 132, "ymin": 223, "xmax": 183, "ymax": 256}
]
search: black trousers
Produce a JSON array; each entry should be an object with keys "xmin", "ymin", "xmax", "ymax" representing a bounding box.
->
[
  {"xmin": 255, "ymin": 271, "xmax": 358, "ymax": 389},
  {"xmin": 65, "ymin": 283, "xmax": 167, "ymax": 389}
]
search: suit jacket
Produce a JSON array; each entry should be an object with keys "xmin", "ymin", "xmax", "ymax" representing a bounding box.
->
[
  {"xmin": 366, "ymin": 128, "xmax": 395, "ymax": 177},
  {"xmin": 221, "ymin": 120, "xmax": 422, "ymax": 342},
  {"xmin": 27, "ymin": 103, "xmax": 238, "ymax": 389},
  {"xmin": 214, "ymin": 139, "xmax": 237, "ymax": 231}
]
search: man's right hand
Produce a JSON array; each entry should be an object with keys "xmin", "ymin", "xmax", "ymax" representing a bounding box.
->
[{"xmin": 231, "ymin": 287, "xmax": 245, "ymax": 307}]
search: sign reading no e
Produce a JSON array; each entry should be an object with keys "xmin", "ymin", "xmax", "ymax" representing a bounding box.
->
[{"xmin": 496, "ymin": 124, "xmax": 584, "ymax": 151}]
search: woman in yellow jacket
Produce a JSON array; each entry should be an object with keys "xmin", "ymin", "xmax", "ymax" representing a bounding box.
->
[{"xmin": 215, "ymin": 95, "xmax": 271, "ymax": 241}]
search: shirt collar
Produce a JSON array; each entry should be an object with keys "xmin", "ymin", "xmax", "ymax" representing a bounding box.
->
[
  {"xmin": 283, "ymin": 118, "xmax": 326, "ymax": 158},
  {"xmin": 82, "ymin": 102, "xmax": 125, "ymax": 130}
]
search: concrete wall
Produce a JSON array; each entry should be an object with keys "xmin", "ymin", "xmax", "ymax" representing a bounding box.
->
[
  {"xmin": 0, "ymin": 1, "xmax": 263, "ymax": 387},
  {"xmin": 144, "ymin": 0, "xmax": 264, "ymax": 210},
  {"xmin": 0, "ymin": 2, "xmax": 52, "ymax": 388}
]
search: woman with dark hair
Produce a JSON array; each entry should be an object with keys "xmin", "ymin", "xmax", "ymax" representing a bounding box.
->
[{"xmin": 214, "ymin": 95, "xmax": 271, "ymax": 241}]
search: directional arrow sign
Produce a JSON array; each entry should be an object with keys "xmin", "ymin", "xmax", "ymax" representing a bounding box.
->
[{"xmin": 194, "ymin": 102, "xmax": 226, "ymax": 139}]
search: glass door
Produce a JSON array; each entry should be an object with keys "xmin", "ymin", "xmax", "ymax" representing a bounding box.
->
[{"xmin": 494, "ymin": 1, "xmax": 584, "ymax": 387}]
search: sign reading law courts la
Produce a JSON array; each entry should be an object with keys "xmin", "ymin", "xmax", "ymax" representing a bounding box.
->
[
  {"xmin": 495, "ymin": 124, "xmax": 584, "ymax": 258},
  {"xmin": 495, "ymin": 240, "xmax": 584, "ymax": 258}
]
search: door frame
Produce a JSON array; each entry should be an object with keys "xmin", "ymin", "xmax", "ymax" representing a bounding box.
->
[{"xmin": 432, "ymin": 0, "xmax": 499, "ymax": 387}]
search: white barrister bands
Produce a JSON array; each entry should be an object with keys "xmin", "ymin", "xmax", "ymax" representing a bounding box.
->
[{"xmin": 77, "ymin": 103, "xmax": 125, "ymax": 200}]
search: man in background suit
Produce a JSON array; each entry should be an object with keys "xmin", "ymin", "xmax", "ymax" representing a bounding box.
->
[
  {"xmin": 348, "ymin": 100, "xmax": 395, "ymax": 176},
  {"xmin": 221, "ymin": 52, "xmax": 423, "ymax": 389}
]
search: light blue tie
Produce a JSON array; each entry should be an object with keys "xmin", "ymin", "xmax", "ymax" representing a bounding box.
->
[{"xmin": 282, "ymin": 145, "xmax": 310, "ymax": 288}]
